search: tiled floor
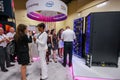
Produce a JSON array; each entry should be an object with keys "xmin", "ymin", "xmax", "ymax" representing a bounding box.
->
[
  {"xmin": 1, "ymin": 55, "xmax": 120, "ymax": 80},
  {"xmin": 0, "ymin": 58, "xmax": 73, "ymax": 80},
  {"xmin": 73, "ymin": 56, "xmax": 120, "ymax": 80}
]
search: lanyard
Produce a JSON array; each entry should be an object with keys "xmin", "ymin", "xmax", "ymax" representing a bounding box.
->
[
  {"xmin": 37, "ymin": 32, "xmax": 44, "ymax": 39},
  {"xmin": 37, "ymin": 33, "xmax": 41, "ymax": 39}
]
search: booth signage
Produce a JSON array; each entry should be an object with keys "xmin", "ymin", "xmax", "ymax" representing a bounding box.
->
[
  {"xmin": 26, "ymin": 0, "xmax": 67, "ymax": 22},
  {"xmin": 0, "ymin": 0, "xmax": 15, "ymax": 18},
  {"xmin": 0, "ymin": 0, "xmax": 4, "ymax": 12},
  {"xmin": 45, "ymin": 1, "xmax": 54, "ymax": 7}
]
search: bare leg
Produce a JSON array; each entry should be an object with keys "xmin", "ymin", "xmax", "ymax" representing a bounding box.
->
[
  {"xmin": 59, "ymin": 48, "xmax": 61, "ymax": 58},
  {"xmin": 59, "ymin": 48, "xmax": 64, "ymax": 58},
  {"xmin": 61, "ymin": 48, "xmax": 64, "ymax": 57},
  {"xmin": 21, "ymin": 65, "xmax": 27, "ymax": 80},
  {"xmin": 53, "ymin": 50, "xmax": 57, "ymax": 63}
]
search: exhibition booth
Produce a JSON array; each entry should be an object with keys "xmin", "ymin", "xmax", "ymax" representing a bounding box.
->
[{"xmin": 0, "ymin": 0, "xmax": 120, "ymax": 80}]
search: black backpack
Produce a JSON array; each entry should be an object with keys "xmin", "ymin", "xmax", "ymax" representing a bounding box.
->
[{"xmin": 6, "ymin": 40, "xmax": 16, "ymax": 55}]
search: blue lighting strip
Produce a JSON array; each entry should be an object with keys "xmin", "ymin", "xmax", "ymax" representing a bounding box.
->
[
  {"xmin": 85, "ymin": 15, "xmax": 91, "ymax": 55},
  {"xmin": 73, "ymin": 18, "xmax": 83, "ymax": 57}
]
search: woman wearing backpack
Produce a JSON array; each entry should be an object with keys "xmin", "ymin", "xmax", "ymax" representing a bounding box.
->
[{"xmin": 14, "ymin": 24, "xmax": 32, "ymax": 80}]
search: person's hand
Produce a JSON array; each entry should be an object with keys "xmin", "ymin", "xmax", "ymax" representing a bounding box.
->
[
  {"xmin": 9, "ymin": 37, "xmax": 13, "ymax": 39},
  {"xmin": 33, "ymin": 37, "xmax": 36, "ymax": 42},
  {"xmin": 46, "ymin": 49, "xmax": 48, "ymax": 52},
  {"xmin": 29, "ymin": 31, "xmax": 32, "ymax": 36},
  {"xmin": 9, "ymin": 37, "xmax": 13, "ymax": 41},
  {"xmin": 52, "ymin": 45, "xmax": 54, "ymax": 48},
  {"xmin": 5, "ymin": 37, "xmax": 10, "ymax": 43},
  {"xmin": 2, "ymin": 38, "xmax": 6, "ymax": 42}
]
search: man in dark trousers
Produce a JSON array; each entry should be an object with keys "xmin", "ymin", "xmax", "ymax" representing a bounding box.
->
[
  {"xmin": 0, "ymin": 27, "xmax": 8, "ymax": 72},
  {"xmin": 0, "ymin": 27, "xmax": 14, "ymax": 72},
  {"xmin": 61, "ymin": 26, "xmax": 76, "ymax": 67}
]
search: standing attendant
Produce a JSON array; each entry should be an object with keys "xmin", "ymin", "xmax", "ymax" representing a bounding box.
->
[
  {"xmin": 34, "ymin": 23, "xmax": 48, "ymax": 80},
  {"xmin": 0, "ymin": 28, "xmax": 9, "ymax": 72},
  {"xmin": 7, "ymin": 27, "xmax": 16, "ymax": 41},
  {"xmin": 61, "ymin": 26, "xmax": 76, "ymax": 67}
]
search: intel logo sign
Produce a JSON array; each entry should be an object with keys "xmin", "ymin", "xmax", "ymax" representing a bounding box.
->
[{"xmin": 46, "ymin": 1, "xmax": 54, "ymax": 7}]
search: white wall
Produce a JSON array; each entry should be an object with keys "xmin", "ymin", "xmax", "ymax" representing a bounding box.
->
[
  {"xmin": 56, "ymin": 21, "xmax": 66, "ymax": 32},
  {"xmin": 15, "ymin": 10, "xmax": 40, "ymax": 27},
  {"xmin": 14, "ymin": 0, "xmax": 40, "ymax": 27}
]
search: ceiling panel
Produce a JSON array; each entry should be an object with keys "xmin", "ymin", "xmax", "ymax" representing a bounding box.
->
[
  {"xmin": 14, "ymin": 0, "xmax": 92, "ymax": 10},
  {"xmin": 14, "ymin": 0, "xmax": 70, "ymax": 10},
  {"xmin": 77, "ymin": 0, "xmax": 93, "ymax": 8}
]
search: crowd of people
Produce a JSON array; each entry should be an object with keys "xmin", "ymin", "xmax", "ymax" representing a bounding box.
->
[{"xmin": 0, "ymin": 23, "xmax": 76, "ymax": 80}]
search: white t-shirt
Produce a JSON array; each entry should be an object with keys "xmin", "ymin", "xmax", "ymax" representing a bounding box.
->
[
  {"xmin": 0, "ymin": 34, "xmax": 8, "ymax": 47},
  {"xmin": 6, "ymin": 32, "xmax": 15, "ymax": 41},
  {"xmin": 61, "ymin": 29, "xmax": 76, "ymax": 42}
]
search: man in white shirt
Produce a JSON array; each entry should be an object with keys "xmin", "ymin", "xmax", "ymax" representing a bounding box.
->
[
  {"xmin": 6, "ymin": 27, "xmax": 15, "ymax": 41},
  {"xmin": 61, "ymin": 26, "xmax": 76, "ymax": 67},
  {"xmin": 0, "ymin": 27, "xmax": 9, "ymax": 72},
  {"xmin": 6, "ymin": 27, "xmax": 16, "ymax": 62},
  {"xmin": 0, "ymin": 27, "xmax": 14, "ymax": 72}
]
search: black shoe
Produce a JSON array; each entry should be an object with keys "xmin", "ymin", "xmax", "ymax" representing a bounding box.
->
[
  {"xmin": 31, "ymin": 60, "xmax": 34, "ymax": 63},
  {"xmin": 40, "ymin": 78, "xmax": 48, "ymax": 80},
  {"xmin": 62, "ymin": 63, "xmax": 66, "ymax": 67},
  {"xmin": 69, "ymin": 63, "xmax": 72, "ymax": 67},
  {"xmin": 28, "ymin": 63, "xmax": 32, "ymax": 65},
  {"xmin": 7, "ymin": 64, "xmax": 14, "ymax": 67},
  {"xmin": 54, "ymin": 61, "xmax": 57, "ymax": 63},
  {"xmin": 53, "ymin": 60, "xmax": 57, "ymax": 63},
  {"xmin": 26, "ymin": 73, "xmax": 29, "ymax": 77},
  {"xmin": 11, "ymin": 61, "xmax": 16, "ymax": 63},
  {"xmin": 40, "ymin": 73, "xmax": 42, "ymax": 76},
  {"xmin": 1, "ymin": 69, "xmax": 8, "ymax": 72},
  {"xmin": 46, "ymin": 62, "xmax": 49, "ymax": 65}
]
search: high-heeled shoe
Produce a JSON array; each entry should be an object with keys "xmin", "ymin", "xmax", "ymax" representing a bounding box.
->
[{"xmin": 54, "ymin": 59, "xmax": 57, "ymax": 63}]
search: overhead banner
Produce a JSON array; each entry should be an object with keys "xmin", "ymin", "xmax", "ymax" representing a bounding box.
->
[
  {"xmin": 26, "ymin": 0, "xmax": 67, "ymax": 15},
  {"xmin": 26, "ymin": 0, "xmax": 67, "ymax": 22}
]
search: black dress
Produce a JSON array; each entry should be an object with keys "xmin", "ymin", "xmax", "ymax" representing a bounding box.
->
[
  {"xmin": 15, "ymin": 35, "xmax": 32, "ymax": 65},
  {"xmin": 47, "ymin": 35, "xmax": 52, "ymax": 54},
  {"xmin": 52, "ymin": 34, "xmax": 58, "ymax": 50}
]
